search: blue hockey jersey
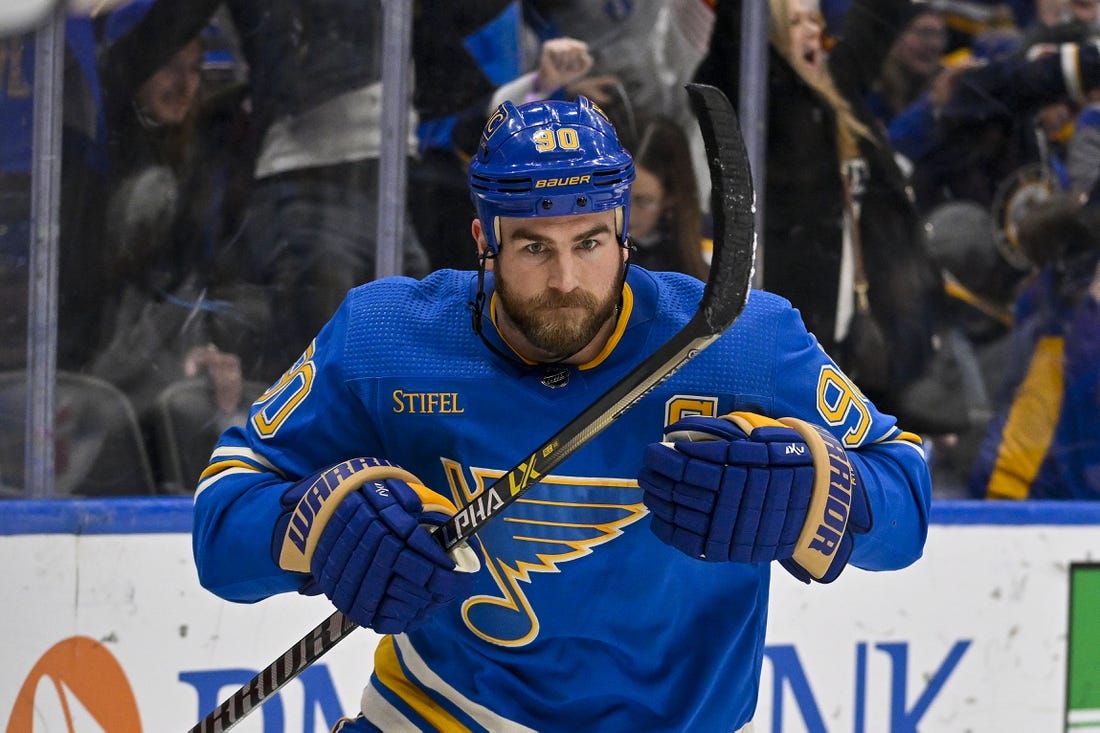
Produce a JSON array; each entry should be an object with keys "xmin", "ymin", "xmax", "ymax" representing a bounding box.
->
[
  {"xmin": 193, "ymin": 266, "xmax": 931, "ymax": 731},
  {"xmin": 969, "ymin": 261, "xmax": 1100, "ymax": 500}
]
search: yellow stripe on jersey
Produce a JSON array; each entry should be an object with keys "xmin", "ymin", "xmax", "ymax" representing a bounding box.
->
[
  {"xmin": 579, "ymin": 281, "xmax": 633, "ymax": 370},
  {"xmin": 373, "ymin": 636, "xmax": 471, "ymax": 733},
  {"xmin": 987, "ymin": 336, "xmax": 1064, "ymax": 500},
  {"xmin": 198, "ymin": 459, "xmax": 261, "ymax": 482},
  {"xmin": 894, "ymin": 430, "xmax": 924, "ymax": 446},
  {"xmin": 200, "ymin": 445, "xmax": 281, "ymax": 477}
]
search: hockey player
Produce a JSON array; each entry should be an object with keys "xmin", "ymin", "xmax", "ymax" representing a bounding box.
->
[{"xmin": 192, "ymin": 96, "xmax": 931, "ymax": 732}]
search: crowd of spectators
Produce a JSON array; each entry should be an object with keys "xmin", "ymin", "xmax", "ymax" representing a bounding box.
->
[{"xmin": 1, "ymin": 0, "xmax": 1098, "ymax": 499}]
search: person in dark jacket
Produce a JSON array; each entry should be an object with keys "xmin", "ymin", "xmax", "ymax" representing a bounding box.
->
[
  {"xmin": 217, "ymin": 0, "xmax": 430, "ymax": 381},
  {"xmin": 93, "ymin": 0, "xmax": 259, "ymax": 489},
  {"xmin": 695, "ymin": 0, "xmax": 945, "ymax": 429},
  {"xmin": 110, "ymin": 0, "xmax": 434, "ymax": 382}
]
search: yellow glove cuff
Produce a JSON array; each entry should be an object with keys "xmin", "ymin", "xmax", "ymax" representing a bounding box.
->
[
  {"xmin": 779, "ymin": 417, "xmax": 860, "ymax": 581},
  {"xmin": 278, "ymin": 459, "xmax": 426, "ymax": 573},
  {"xmin": 720, "ymin": 412, "xmax": 860, "ymax": 581}
]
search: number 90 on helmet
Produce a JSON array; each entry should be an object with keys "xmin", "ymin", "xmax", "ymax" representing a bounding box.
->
[{"xmin": 469, "ymin": 96, "xmax": 636, "ymax": 255}]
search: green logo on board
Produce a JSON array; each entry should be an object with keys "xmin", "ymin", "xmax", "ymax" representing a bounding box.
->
[{"xmin": 1067, "ymin": 564, "xmax": 1100, "ymax": 730}]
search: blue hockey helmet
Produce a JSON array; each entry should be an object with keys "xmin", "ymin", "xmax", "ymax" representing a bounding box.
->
[{"xmin": 469, "ymin": 96, "xmax": 635, "ymax": 254}]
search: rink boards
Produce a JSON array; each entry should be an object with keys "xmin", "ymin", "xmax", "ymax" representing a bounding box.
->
[{"xmin": 2, "ymin": 498, "xmax": 1099, "ymax": 732}]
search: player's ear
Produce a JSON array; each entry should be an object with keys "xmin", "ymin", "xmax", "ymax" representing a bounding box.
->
[
  {"xmin": 471, "ymin": 217, "xmax": 483, "ymax": 242},
  {"xmin": 472, "ymin": 218, "xmax": 494, "ymax": 269}
]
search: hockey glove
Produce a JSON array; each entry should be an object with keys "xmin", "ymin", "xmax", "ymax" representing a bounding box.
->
[
  {"xmin": 274, "ymin": 457, "xmax": 479, "ymax": 633},
  {"xmin": 638, "ymin": 412, "xmax": 872, "ymax": 583}
]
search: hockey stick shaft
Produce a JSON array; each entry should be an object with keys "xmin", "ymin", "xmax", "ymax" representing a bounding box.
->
[
  {"xmin": 188, "ymin": 611, "xmax": 355, "ymax": 733},
  {"xmin": 187, "ymin": 82, "xmax": 753, "ymax": 733}
]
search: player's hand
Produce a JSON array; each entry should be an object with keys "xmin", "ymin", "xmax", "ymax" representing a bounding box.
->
[
  {"xmin": 637, "ymin": 412, "xmax": 872, "ymax": 583},
  {"xmin": 275, "ymin": 459, "xmax": 479, "ymax": 633}
]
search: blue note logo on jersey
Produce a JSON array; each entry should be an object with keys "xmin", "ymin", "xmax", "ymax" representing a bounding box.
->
[{"xmin": 439, "ymin": 458, "xmax": 647, "ymax": 647}]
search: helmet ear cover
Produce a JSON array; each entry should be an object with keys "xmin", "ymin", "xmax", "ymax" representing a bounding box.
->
[{"xmin": 469, "ymin": 96, "xmax": 635, "ymax": 254}]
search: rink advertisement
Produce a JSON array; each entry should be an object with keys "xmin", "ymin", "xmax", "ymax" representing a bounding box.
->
[{"xmin": 2, "ymin": 499, "xmax": 1099, "ymax": 732}]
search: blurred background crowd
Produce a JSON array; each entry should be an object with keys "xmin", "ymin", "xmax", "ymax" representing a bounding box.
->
[{"xmin": 2, "ymin": 0, "xmax": 1098, "ymax": 500}]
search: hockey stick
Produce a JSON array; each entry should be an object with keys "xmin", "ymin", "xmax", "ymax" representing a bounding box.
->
[
  {"xmin": 187, "ymin": 82, "xmax": 754, "ymax": 733},
  {"xmin": 434, "ymin": 83, "xmax": 755, "ymax": 550}
]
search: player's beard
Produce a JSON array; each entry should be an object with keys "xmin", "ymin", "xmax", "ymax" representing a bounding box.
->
[{"xmin": 495, "ymin": 262, "xmax": 625, "ymax": 360}]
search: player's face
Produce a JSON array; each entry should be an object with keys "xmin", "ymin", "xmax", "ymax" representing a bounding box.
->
[{"xmin": 484, "ymin": 210, "xmax": 627, "ymax": 363}]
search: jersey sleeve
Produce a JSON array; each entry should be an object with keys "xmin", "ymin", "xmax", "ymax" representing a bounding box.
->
[
  {"xmin": 192, "ymin": 297, "xmax": 386, "ymax": 603},
  {"xmin": 764, "ymin": 298, "xmax": 932, "ymax": 573}
]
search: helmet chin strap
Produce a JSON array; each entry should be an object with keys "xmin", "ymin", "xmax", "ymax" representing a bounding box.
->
[
  {"xmin": 622, "ymin": 235, "xmax": 636, "ymax": 280},
  {"xmin": 469, "ymin": 250, "xmax": 512, "ymax": 363}
]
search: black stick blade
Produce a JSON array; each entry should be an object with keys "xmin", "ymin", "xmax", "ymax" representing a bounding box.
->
[{"xmin": 685, "ymin": 82, "xmax": 756, "ymax": 333}]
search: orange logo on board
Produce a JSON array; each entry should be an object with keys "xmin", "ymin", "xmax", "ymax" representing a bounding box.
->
[{"xmin": 7, "ymin": 636, "xmax": 141, "ymax": 732}]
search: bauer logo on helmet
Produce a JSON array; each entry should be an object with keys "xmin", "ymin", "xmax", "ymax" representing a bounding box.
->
[{"xmin": 534, "ymin": 175, "xmax": 591, "ymax": 188}]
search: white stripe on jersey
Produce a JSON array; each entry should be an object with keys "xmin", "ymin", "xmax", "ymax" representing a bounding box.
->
[
  {"xmin": 209, "ymin": 444, "xmax": 282, "ymax": 472},
  {"xmin": 393, "ymin": 634, "xmax": 537, "ymax": 733},
  {"xmin": 194, "ymin": 446, "xmax": 284, "ymax": 497},
  {"xmin": 359, "ymin": 683, "xmax": 421, "ymax": 732}
]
